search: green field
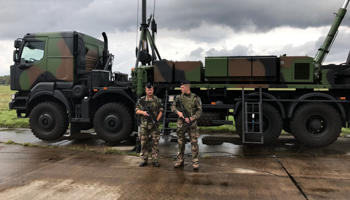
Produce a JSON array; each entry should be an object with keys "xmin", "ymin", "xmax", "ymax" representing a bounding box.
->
[{"xmin": 0, "ymin": 85, "xmax": 29, "ymax": 128}]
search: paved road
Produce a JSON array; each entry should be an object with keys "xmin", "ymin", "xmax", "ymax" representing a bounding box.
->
[{"xmin": 0, "ymin": 128, "xmax": 350, "ymax": 199}]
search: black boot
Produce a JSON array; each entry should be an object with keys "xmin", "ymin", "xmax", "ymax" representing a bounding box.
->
[
  {"xmin": 139, "ymin": 161, "xmax": 148, "ymax": 167},
  {"xmin": 152, "ymin": 162, "xmax": 160, "ymax": 167}
]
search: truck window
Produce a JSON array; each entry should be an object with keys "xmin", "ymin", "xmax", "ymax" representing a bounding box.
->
[{"xmin": 20, "ymin": 41, "xmax": 45, "ymax": 64}]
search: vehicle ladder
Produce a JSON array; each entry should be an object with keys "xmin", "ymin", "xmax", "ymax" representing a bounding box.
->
[
  {"xmin": 241, "ymin": 87, "xmax": 264, "ymax": 144},
  {"xmin": 161, "ymin": 90, "xmax": 177, "ymax": 138}
]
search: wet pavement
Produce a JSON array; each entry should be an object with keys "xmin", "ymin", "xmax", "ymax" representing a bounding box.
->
[{"xmin": 1, "ymin": 128, "xmax": 350, "ymax": 199}]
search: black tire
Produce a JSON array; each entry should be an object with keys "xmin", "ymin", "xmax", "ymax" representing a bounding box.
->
[
  {"xmin": 197, "ymin": 112, "xmax": 221, "ymax": 126},
  {"xmin": 290, "ymin": 103, "xmax": 341, "ymax": 147},
  {"xmin": 30, "ymin": 102, "xmax": 68, "ymax": 141},
  {"xmin": 235, "ymin": 103, "xmax": 282, "ymax": 144},
  {"xmin": 94, "ymin": 103, "xmax": 132, "ymax": 144}
]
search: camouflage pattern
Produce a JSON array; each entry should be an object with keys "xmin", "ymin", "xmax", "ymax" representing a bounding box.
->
[
  {"xmin": 205, "ymin": 56, "xmax": 277, "ymax": 78},
  {"xmin": 139, "ymin": 125, "xmax": 160, "ymax": 162},
  {"xmin": 10, "ymin": 31, "xmax": 105, "ymax": 91},
  {"xmin": 154, "ymin": 60, "xmax": 174, "ymax": 82},
  {"xmin": 251, "ymin": 57, "xmax": 277, "ymax": 77},
  {"xmin": 280, "ymin": 56, "xmax": 314, "ymax": 83},
  {"xmin": 171, "ymin": 93, "xmax": 202, "ymax": 163},
  {"xmin": 135, "ymin": 95, "xmax": 163, "ymax": 162},
  {"xmin": 174, "ymin": 61, "xmax": 202, "ymax": 82}
]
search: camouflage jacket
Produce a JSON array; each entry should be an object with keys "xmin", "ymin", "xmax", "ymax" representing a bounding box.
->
[
  {"xmin": 135, "ymin": 95, "xmax": 163, "ymax": 128},
  {"xmin": 171, "ymin": 93, "xmax": 202, "ymax": 123}
]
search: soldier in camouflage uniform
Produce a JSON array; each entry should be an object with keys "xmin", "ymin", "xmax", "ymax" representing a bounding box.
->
[
  {"xmin": 135, "ymin": 83, "xmax": 163, "ymax": 167},
  {"xmin": 171, "ymin": 80, "xmax": 202, "ymax": 170}
]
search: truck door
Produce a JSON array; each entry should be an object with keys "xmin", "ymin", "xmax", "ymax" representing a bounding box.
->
[{"xmin": 16, "ymin": 38, "xmax": 47, "ymax": 91}]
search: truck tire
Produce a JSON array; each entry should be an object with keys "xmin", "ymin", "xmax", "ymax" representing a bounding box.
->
[
  {"xmin": 197, "ymin": 112, "xmax": 220, "ymax": 126},
  {"xmin": 235, "ymin": 103, "xmax": 282, "ymax": 144},
  {"xmin": 30, "ymin": 102, "xmax": 68, "ymax": 141},
  {"xmin": 290, "ymin": 103, "xmax": 341, "ymax": 147},
  {"xmin": 94, "ymin": 103, "xmax": 132, "ymax": 144}
]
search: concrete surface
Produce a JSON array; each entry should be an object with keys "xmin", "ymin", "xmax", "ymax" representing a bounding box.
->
[{"xmin": 0, "ymin": 128, "xmax": 350, "ymax": 199}]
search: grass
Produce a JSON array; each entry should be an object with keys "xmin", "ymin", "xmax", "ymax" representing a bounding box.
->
[
  {"xmin": 0, "ymin": 85, "xmax": 29, "ymax": 128},
  {"xmin": 5, "ymin": 140, "xmax": 16, "ymax": 144}
]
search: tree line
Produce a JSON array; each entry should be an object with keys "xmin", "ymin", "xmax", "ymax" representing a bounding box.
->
[{"xmin": 0, "ymin": 76, "xmax": 10, "ymax": 85}]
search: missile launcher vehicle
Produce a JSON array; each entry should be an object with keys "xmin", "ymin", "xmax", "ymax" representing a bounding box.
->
[{"xmin": 9, "ymin": 0, "xmax": 350, "ymax": 147}]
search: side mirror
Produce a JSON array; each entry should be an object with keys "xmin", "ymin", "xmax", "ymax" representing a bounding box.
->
[
  {"xmin": 14, "ymin": 39, "xmax": 21, "ymax": 49},
  {"xmin": 13, "ymin": 50, "xmax": 19, "ymax": 63}
]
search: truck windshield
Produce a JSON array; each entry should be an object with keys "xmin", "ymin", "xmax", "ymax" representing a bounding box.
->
[{"xmin": 20, "ymin": 41, "xmax": 45, "ymax": 64}]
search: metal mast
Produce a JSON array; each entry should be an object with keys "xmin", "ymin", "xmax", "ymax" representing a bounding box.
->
[{"xmin": 314, "ymin": 0, "xmax": 350, "ymax": 66}]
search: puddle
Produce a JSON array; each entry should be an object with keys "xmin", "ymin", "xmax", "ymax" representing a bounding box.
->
[{"xmin": 234, "ymin": 168, "xmax": 257, "ymax": 174}]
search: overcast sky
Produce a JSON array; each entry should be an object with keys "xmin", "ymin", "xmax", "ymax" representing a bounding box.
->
[{"xmin": 1, "ymin": 0, "xmax": 350, "ymax": 76}]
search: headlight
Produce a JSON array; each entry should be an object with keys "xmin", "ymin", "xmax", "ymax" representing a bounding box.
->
[{"xmin": 11, "ymin": 94, "xmax": 16, "ymax": 100}]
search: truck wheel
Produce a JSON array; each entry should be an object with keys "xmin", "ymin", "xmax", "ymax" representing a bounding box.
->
[
  {"xmin": 94, "ymin": 103, "xmax": 132, "ymax": 144},
  {"xmin": 30, "ymin": 102, "xmax": 68, "ymax": 141},
  {"xmin": 197, "ymin": 112, "xmax": 220, "ymax": 126},
  {"xmin": 290, "ymin": 103, "xmax": 341, "ymax": 147},
  {"xmin": 235, "ymin": 103, "xmax": 282, "ymax": 144}
]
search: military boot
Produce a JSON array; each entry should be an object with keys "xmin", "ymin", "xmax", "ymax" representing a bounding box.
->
[
  {"xmin": 139, "ymin": 160, "xmax": 148, "ymax": 167},
  {"xmin": 193, "ymin": 162, "xmax": 199, "ymax": 170},
  {"xmin": 153, "ymin": 162, "xmax": 160, "ymax": 167},
  {"xmin": 174, "ymin": 160, "xmax": 184, "ymax": 168}
]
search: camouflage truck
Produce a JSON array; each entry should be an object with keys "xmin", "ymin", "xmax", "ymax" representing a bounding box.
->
[
  {"xmin": 9, "ymin": 31, "xmax": 136, "ymax": 143},
  {"xmin": 9, "ymin": 0, "xmax": 350, "ymax": 148},
  {"xmin": 131, "ymin": 0, "xmax": 350, "ymax": 147}
]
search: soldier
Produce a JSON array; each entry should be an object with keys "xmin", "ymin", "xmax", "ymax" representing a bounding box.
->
[
  {"xmin": 171, "ymin": 80, "xmax": 202, "ymax": 170},
  {"xmin": 135, "ymin": 82, "xmax": 163, "ymax": 167}
]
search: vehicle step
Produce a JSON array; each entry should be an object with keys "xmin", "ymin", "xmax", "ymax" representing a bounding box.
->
[{"xmin": 13, "ymin": 106, "xmax": 26, "ymax": 110}]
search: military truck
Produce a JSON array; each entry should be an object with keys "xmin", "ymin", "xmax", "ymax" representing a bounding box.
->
[
  {"xmin": 9, "ymin": 31, "xmax": 135, "ymax": 143},
  {"xmin": 131, "ymin": 0, "xmax": 350, "ymax": 147},
  {"xmin": 9, "ymin": 0, "xmax": 350, "ymax": 148}
]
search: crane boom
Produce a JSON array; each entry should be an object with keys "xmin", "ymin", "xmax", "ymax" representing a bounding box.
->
[{"xmin": 314, "ymin": 0, "xmax": 350, "ymax": 66}]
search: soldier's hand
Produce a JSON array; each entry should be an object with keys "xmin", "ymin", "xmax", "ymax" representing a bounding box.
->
[
  {"xmin": 185, "ymin": 118, "xmax": 190, "ymax": 123},
  {"xmin": 142, "ymin": 111, "xmax": 149, "ymax": 116},
  {"xmin": 177, "ymin": 111, "xmax": 184, "ymax": 119}
]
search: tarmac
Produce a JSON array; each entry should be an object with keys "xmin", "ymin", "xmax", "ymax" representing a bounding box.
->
[{"xmin": 0, "ymin": 128, "xmax": 350, "ymax": 199}]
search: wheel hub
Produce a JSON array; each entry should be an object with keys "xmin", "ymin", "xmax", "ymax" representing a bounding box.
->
[
  {"xmin": 38, "ymin": 114, "xmax": 54, "ymax": 130},
  {"xmin": 310, "ymin": 119, "xmax": 322, "ymax": 131},
  {"xmin": 104, "ymin": 115, "xmax": 121, "ymax": 131}
]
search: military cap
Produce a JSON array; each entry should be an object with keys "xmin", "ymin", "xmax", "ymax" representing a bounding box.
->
[
  {"xmin": 180, "ymin": 80, "xmax": 191, "ymax": 85},
  {"xmin": 145, "ymin": 82, "xmax": 153, "ymax": 88}
]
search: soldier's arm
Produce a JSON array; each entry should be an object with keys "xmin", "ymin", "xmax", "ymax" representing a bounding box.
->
[
  {"xmin": 191, "ymin": 96, "xmax": 203, "ymax": 120},
  {"xmin": 135, "ymin": 99, "xmax": 148, "ymax": 116},
  {"xmin": 171, "ymin": 95, "xmax": 184, "ymax": 119},
  {"xmin": 171, "ymin": 95, "xmax": 179, "ymax": 114},
  {"xmin": 156, "ymin": 98, "xmax": 163, "ymax": 121}
]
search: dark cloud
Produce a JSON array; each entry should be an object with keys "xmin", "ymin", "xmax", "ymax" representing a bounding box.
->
[
  {"xmin": 156, "ymin": 0, "xmax": 350, "ymax": 32},
  {"xmin": 1, "ymin": 0, "xmax": 349, "ymax": 41}
]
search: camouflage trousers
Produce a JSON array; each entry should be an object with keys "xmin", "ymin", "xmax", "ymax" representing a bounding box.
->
[
  {"xmin": 176, "ymin": 124, "xmax": 199, "ymax": 163},
  {"xmin": 140, "ymin": 126, "xmax": 160, "ymax": 162}
]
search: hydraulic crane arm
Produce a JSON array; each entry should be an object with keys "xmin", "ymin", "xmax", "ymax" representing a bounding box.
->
[{"xmin": 314, "ymin": 0, "xmax": 350, "ymax": 66}]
